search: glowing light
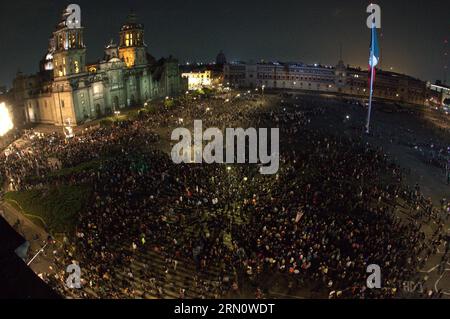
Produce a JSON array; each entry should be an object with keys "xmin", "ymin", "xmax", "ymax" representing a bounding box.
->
[
  {"xmin": 0, "ymin": 103, "xmax": 14, "ymax": 136},
  {"xmin": 64, "ymin": 126, "xmax": 74, "ymax": 139},
  {"xmin": 181, "ymin": 71, "xmax": 212, "ymax": 90}
]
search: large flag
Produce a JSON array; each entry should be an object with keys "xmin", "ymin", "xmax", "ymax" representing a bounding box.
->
[
  {"xmin": 366, "ymin": 23, "xmax": 380, "ymax": 133},
  {"xmin": 368, "ymin": 24, "xmax": 380, "ymax": 80}
]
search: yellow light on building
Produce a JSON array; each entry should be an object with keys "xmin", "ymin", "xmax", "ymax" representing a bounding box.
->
[
  {"xmin": 74, "ymin": 61, "xmax": 80, "ymax": 74},
  {"xmin": 120, "ymin": 49, "xmax": 137, "ymax": 68},
  {"xmin": 0, "ymin": 102, "xmax": 14, "ymax": 136}
]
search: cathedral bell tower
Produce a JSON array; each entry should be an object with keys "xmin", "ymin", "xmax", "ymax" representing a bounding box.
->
[
  {"xmin": 118, "ymin": 13, "xmax": 147, "ymax": 68},
  {"xmin": 52, "ymin": 6, "xmax": 86, "ymax": 78}
]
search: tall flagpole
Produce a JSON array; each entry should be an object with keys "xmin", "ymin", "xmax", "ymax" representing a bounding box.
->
[
  {"xmin": 366, "ymin": 65, "xmax": 375, "ymax": 134},
  {"xmin": 366, "ymin": 26, "xmax": 375, "ymax": 134}
]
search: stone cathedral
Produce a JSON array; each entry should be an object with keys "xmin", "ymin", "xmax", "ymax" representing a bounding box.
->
[{"xmin": 13, "ymin": 7, "xmax": 187, "ymax": 126}]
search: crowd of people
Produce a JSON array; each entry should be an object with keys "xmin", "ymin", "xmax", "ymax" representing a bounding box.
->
[{"xmin": 1, "ymin": 92, "xmax": 449, "ymax": 299}]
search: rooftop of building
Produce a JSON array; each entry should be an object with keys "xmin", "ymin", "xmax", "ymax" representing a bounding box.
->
[
  {"xmin": 430, "ymin": 82, "xmax": 450, "ymax": 90},
  {"xmin": 226, "ymin": 60, "xmax": 425, "ymax": 82},
  {"xmin": 227, "ymin": 60, "xmax": 336, "ymax": 69}
]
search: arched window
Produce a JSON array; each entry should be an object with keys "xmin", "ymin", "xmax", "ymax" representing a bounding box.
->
[{"xmin": 125, "ymin": 33, "xmax": 134, "ymax": 46}]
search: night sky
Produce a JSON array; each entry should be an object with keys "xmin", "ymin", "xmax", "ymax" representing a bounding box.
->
[{"xmin": 0, "ymin": 0, "xmax": 448, "ymax": 87}]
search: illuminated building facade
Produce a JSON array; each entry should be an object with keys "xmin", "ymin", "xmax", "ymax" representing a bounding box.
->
[
  {"xmin": 182, "ymin": 70, "xmax": 212, "ymax": 90},
  {"xmin": 13, "ymin": 9, "xmax": 187, "ymax": 126},
  {"xmin": 224, "ymin": 60, "xmax": 431, "ymax": 105},
  {"xmin": 224, "ymin": 61, "xmax": 340, "ymax": 92}
]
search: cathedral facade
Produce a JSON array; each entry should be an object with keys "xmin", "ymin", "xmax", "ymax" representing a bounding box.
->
[{"xmin": 13, "ymin": 8, "xmax": 187, "ymax": 127}]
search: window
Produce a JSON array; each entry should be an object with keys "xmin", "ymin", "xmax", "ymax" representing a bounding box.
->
[
  {"xmin": 70, "ymin": 33, "xmax": 76, "ymax": 48},
  {"xmin": 125, "ymin": 33, "xmax": 133, "ymax": 46},
  {"xmin": 74, "ymin": 60, "xmax": 80, "ymax": 74}
]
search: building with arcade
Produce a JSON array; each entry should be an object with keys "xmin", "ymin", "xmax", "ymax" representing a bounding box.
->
[{"xmin": 224, "ymin": 59, "xmax": 435, "ymax": 106}]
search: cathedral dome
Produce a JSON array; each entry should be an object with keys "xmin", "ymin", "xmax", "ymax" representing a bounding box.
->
[
  {"xmin": 216, "ymin": 50, "xmax": 227, "ymax": 66},
  {"xmin": 121, "ymin": 13, "xmax": 144, "ymax": 31}
]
